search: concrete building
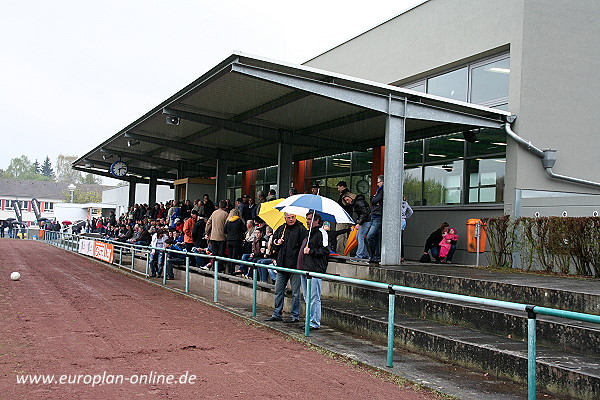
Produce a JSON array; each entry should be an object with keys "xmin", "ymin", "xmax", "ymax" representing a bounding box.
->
[{"xmin": 75, "ymin": 0, "xmax": 600, "ymax": 265}]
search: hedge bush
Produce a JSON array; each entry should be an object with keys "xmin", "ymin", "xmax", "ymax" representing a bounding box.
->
[{"xmin": 481, "ymin": 216, "xmax": 600, "ymax": 277}]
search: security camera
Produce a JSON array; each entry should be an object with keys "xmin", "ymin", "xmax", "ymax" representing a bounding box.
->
[{"xmin": 166, "ymin": 116, "xmax": 180, "ymax": 126}]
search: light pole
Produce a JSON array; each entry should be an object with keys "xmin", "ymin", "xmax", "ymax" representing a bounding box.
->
[{"xmin": 68, "ymin": 184, "xmax": 76, "ymax": 203}]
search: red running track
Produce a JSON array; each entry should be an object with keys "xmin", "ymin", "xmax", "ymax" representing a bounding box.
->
[{"xmin": 0, "ymin": 240, "xmax": 436, "ymax": 399}]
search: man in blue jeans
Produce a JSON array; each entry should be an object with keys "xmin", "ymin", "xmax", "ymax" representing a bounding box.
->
[
  {"xmin": 366, "ymin": 175, "xmax": 384, "ymax": 263},
  {"xmin": 264, "ymin": 213, "xmax": 307, "ymax": 323}
]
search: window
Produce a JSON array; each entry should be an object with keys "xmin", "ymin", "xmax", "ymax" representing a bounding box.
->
[
  {"xmin": 305, "ymin": 150, "xmax": 374, "ymax": 200},
  {"xmin": 403, "ymin": 167, "xmax": 422, "ymax": 205},
  {"xmin": 402, "ymin": 53, "xmax": 509, "ymax": 109},
  {"xmin": 43, "ymin": 202, "xmax": 54, "ymax": 211},
  {"xmin": 427, "ymin": 67, "xmax": 468, "ymax": 102},
  {"xmin": 423, "ymin": 161, "xmax": 463, "ymax": 206},
  {"xmin": 5, "ymin": 200, "xmax": 13, "ymax": 210},
  {"xmin": 470, "ymin": 57, "xmax": 510, "ymax": 105},
  {"xmin": 467, "ymin": 158, "xmax": 505, "ymax": 203},
  {"xmin": 404, "ymin": 81, "xmax": 426, "ymax": 93}
]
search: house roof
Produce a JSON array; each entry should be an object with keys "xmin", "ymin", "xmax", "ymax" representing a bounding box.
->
[{"xmin": 0, "ymin": 179, "xmax": 115, "ymax": 201}]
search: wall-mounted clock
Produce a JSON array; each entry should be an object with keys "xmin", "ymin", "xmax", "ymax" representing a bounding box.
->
[
  {"xmin": 356, "ymin": 179, "xmax": 370, "ymax": 194},
  {"xmin": 109, "ymin": 161, "xmax": 128, "ymax": 177}
]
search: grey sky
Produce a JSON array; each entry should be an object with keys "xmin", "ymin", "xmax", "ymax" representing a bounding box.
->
[{"xmin": 0, "ymin": 0, "xmax": 424, "ymax": 176}]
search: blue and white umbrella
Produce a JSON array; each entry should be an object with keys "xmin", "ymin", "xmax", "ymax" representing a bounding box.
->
[{"xmin": 275, "ymin": 194, "xmax": 354, "ymax": 224}]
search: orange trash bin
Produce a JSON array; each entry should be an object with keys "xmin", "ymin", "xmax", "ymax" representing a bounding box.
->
[{"xmin": 466, "ymin": 219, "xmax": 486, "ymax": 253}]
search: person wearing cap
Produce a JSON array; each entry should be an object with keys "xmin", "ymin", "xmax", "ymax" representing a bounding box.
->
[{"xmin": 310, "ymin": 184, "xmax": 321, "ymax": 195}]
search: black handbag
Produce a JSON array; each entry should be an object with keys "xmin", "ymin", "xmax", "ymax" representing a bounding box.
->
[{"xmin": 419, "ymin": 253, "xmax": 432, "ymax": 263}]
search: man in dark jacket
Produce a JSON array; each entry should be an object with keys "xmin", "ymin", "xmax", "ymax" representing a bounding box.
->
[
  {"xmin": 343, "ymin": 193, "xmax": 372, "ymax": 259},
  {"xmin": 336, "ymin": 181, "xmax": 354, "ymax": 254},
  {"xmin": 366, "ymin": 175, "xmax": 384, "ymax": 263},
  {"xmin": 265, "ymin": 213, "xmax": 308, "ymax": 323},
  {"xmin": 299, "ymin": 212, "xmax": 329, "ymax": 329}
]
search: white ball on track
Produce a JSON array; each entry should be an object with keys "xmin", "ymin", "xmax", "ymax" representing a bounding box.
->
[{"xmin": 10, "ymin": 272, "xmax": 21, "ymax": 281}]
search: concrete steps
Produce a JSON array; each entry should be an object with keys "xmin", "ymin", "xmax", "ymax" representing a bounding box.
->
[
  {"xmin": 321, "ymin": 297, "xmax": 600, "ymax": 400},
  {"xmin": 165, "ymin": 260, "xmax": 600, "ymax": 399}
]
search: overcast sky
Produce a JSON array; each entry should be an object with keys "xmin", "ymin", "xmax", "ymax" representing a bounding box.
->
[{"xmin": 0, "ymin": 0, "xmax": 425, "ymax": 177}]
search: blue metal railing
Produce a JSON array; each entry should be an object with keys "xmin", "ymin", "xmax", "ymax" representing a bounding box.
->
[{"xmin": 39, "ymin": 231, "xmax": 600, "ymax": 400}]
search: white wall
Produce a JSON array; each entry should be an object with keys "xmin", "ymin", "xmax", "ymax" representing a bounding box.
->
[{"xmin": 102, "ymin": 184, "xmax": 174, "ymax": 216}]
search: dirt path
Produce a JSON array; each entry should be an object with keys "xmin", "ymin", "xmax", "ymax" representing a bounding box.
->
[{"xmin": 0, "ymin": 240, "xmax": 437, "ymax": 399}]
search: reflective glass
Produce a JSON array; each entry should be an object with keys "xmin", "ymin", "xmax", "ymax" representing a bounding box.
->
[
  {"xmin": 427, "ymin": 67, "xmax": 468, "ymax": 102},
  {"xmin": 255, "ymin": 168, "xmax": 265, "ymax": 184},
  {"xmin": 405, "ymin": 82, "xmax": 426, "ymax": 93},
  {"xmin": 403, "ymin": 167, "xmax": 422, "ymax": 206},
  {"xmin": 404, "ymin": 140, "xmax": 424, "ymax": 166},
  {"xmin": 325, "ymin": 177, "xmax": 348, "ymax": 200},
  {"xmin": 467, "ymin": 128, "xmax": 507, "ymax": 157},
  {"xmin": 425, "ymin": 133, "xmax": 465, "ymax": 163},
  {"xmin": 467, "ymin": 158, "xmax": 505, "ymax": 204},
  {"xmin": 327, "ymin": 153, "xmax": 352, "ymax": 175},
  {"xmin": 423, "ymin": 161, "xmax": 463, "ymax": 206},
  {"xmin": 265, "ymin": 166, "xmax": 277, "ymax": 183},
  {"xmin": 471, "ymin": 58, "xmax": 510, "ymax": 104},
  {"xmin": 310, "ymin": 157, "xmax": 327, "ymax": 177},
  {"xmin": 352, "ymin": 149, "xmax": 373, "ymax": 171}
]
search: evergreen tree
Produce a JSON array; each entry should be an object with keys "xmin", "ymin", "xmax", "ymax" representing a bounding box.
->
[
  {"xmin": 41, "ymin": 156, "xmax": 55, "ymax": 179},
  {"xmin": 33, "ymin": 159, "xmax": 41, "ymax": 174}
]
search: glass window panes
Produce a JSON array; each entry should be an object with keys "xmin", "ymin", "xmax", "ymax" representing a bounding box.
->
[
  {"xmin": 352, "ymin": 149, "xmax": 373, "ymax": 171},
  {"xmin": 265, "ymin": 166, "xmax": 277, "ymax": 183},
  {"xmin": 471, "ymin": 57, "xmax": 510, "ymax": 104},
  {"xmin": 327, "ymin": 153, "xmax": 352, "ymax": 175},
  {"xmin": 404, "ymin": 141, "xmax": 424, "ymax": 166},
  {"xmin": 427, "ymin": 67, "xmax": 468, "ymax": 102},
  {"xmin": 323, "ymin": 177, "xmax": 347, "ymax": 200},
  {"xmin": 467, "ymin": 128, "xmax": 507, "ymax": 157},
  {"xmin": 467, "ymin": 158, "xmax": 505, "ymax": 204},
  {"xmin": 255, "ymin": 168, "xmax": 265, "ymax": 184},
  {"xmin": 405, "ymin": 82, "xmax": 426, "ymax": 93},
  {"xmin": 423, "ymin": 161, "xmax": 463, "ymax": 206},
  {"xmin": 425, "ymin": 133, "xmax": 465, "ymax": 163},
  {"xmin": 310, "ymin": 157, "xmax": 327, "ymax": 177},
  {"xmin": 226, "ymin": 174, "xmax": 234, "ymax": 187},
  {"xmin": 403, "ymin": 167, "xmax": 422, "ymax": 205}
]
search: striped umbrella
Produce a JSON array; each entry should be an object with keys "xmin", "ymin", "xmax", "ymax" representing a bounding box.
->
[{"xmin": 274, "ymin": 194, "xmax": 354, "ymax": 224}]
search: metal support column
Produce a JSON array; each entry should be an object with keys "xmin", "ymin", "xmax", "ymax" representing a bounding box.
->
[
  {"xmin": 277, "ymin": 142, "xmax": 293, "ymax": 198},
  {"xmin": 148, "ymin": 172, "xmax": 157, "ymax": 207},
  {"xmin": 527, "ymin": 306, "xmax": 537, "ymax": 400},
  {"xmin": 215, "ymin": 159, "xmax": 228, "ymax": 202},
  {"xmin": 128, "ymin": 178, "xmax": 137, "ymax": 208},
  {"xmin": 387, "ymin": 285, "xmax": 396, "ymax": 367},
  {"xmin": 381, "ymin": 99, "xmax": 405, "ymax": 266}
]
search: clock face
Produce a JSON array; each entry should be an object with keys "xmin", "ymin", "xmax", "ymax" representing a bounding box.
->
[
  {"xmin": 110, "ymin": 161, "xmax": 128, "ymax": 177},
  {"xmin": 356, "ymin": 179, "xmax": 370, "ymax": 194}
]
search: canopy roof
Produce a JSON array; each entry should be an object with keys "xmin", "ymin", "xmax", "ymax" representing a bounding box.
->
[{"xmin": 74, "ymin": 52, "xmax": 510, "ymax": 184}]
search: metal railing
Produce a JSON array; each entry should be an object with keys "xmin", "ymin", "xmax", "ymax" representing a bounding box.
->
[{"xmin": 38, "ymin": 231, "xmax": 600, "ymax": 400}]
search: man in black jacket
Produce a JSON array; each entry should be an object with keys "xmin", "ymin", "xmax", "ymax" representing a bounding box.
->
[
  {"xmin": 366, "ymin": 175, "xmax": 384, "ymax": 263},
  {"xmin": 336, "ymin": 181, "xmax": 354, "ymax": 253},
  {"xmin": 343, "ymin": 193, "xmax": 372, "ymax": 259},
  {"xmin": 299, "ymin": 212, "xmax": 329, "ymax": 329},
  {"xmin": 265, "ymin": 213, "xmax": 307, "ymax": 323}
]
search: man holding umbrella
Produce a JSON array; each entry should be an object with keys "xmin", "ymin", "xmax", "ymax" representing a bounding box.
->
[{"xmin": 264, "ymin": 213, "xmax": 307, "ymax": 323}]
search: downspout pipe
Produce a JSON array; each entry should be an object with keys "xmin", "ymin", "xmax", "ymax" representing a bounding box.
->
[{"xmin": 504, "ymin": 118, "xmax": 600, "ymax": 189}]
